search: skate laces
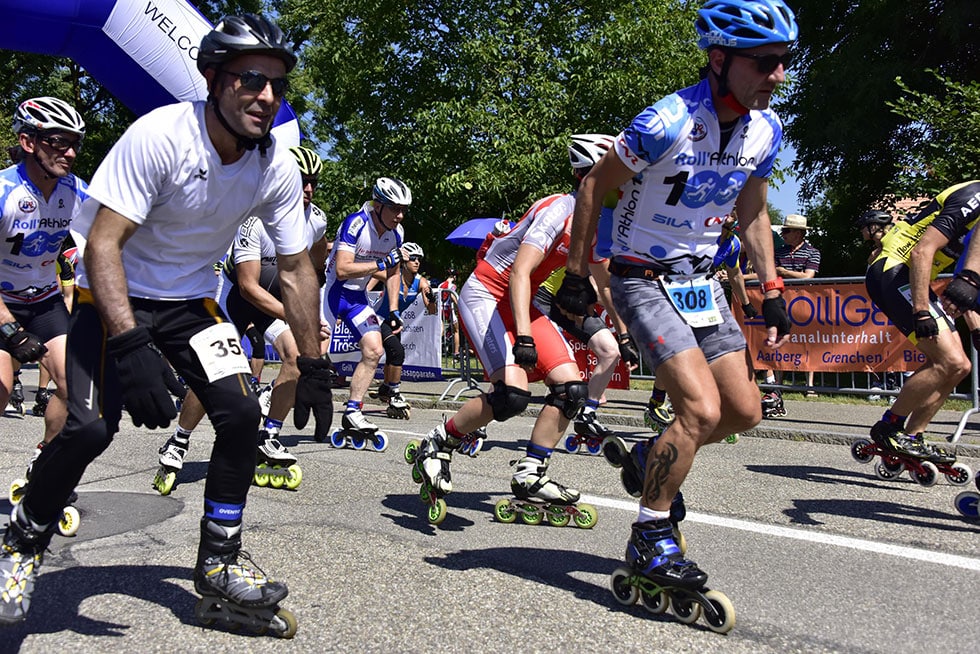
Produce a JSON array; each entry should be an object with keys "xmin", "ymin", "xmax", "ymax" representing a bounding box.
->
[{"xmin": 203, "ymin": 549, "xmax": 271, "ymax": 589}]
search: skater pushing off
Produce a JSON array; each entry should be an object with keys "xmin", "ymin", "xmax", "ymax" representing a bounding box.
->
[
  {"xmin": 557, "ymin": 0, "xmax": 797, "ymax": 632},
  {"xmin": 0, "ymin": 14, "xmax": 333, "ymax": 636}
]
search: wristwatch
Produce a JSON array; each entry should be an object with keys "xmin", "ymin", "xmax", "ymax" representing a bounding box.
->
[{"xmin": 0, "ymin": 321, "xmax": 20, "ymax": 341}]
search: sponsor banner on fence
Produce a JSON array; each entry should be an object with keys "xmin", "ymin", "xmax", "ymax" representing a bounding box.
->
[
  {"xmin": 735, "ymin": 280, "xmax": 948, "ymax": 373},
  {"xmin": 327, "ymin": 292, "xmax": 443, "ymax": 381}
]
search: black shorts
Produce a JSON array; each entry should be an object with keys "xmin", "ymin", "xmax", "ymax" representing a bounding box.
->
[
  {"xmin": 4, "ymin": 295, "xmax": 70, "ymax": 347},
  {"xmin": 865, "ymin": 258, "xmax": 952, "ymax": 339}
]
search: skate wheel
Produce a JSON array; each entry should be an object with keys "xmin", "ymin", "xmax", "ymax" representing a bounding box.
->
[
  {"xmin": 673, "ymin": 527, "xmax": 688, "ymax": 557},
  {"xmin": 909, "ymin": 460, "xmax": 939, "ymax": 487},
  {"xmin": 428, "ymin": 499, "xmax": 447, "ymax": 525},
  {"xmin": 564, "ymin": 434, "xmax": 580, "ymax": 454},
  {"xmin": 609, "ymin": 566, "xmax": 640, "ymax": 606},
  {"xmin": 954, "ymin": 491, "xmax": 980, "ymax": 518},
  {"xmin": 850, "ymin": 439, "xmax": 875, "ymax": 464},
  {"xmin": 350, "ymin": 435, "xmax": 366, "ymax": 451},
  {"xmin": 270, "ymin": 470, "xmax": 286, "ymax": 489},
  {"xmin": 272, "ymin": 607, "xmax": 298, "ymax": 639},
  {"xmin": 59, "ymin": 505, "xmax": 80, "ymax": 537},
  {"xmin": 411, "ymin": 463, "xmax": 423, "ymax": 484},
  {"xmin": 702, "ymin": 589, "xmax": 736, "ymax": 634},
  {"xmin": 330, "ymin": 431, "xmax": 346, "ymax": 448},
  {"xmin": 195, "ymin": 598, "xmax": 216, "ymax": 626},
  {"xmin": 285, "ymin": 465, "xmax": 303, "ymax": 490},
  {"xmin": 586, "ymin": 440, "xmax": 603, "ymax": 456},
  {"xmin": 573, "ymin": 503, "xmax": 598, "ymax": 529},
  {"xmin": 372, "ymin": 431, "xmax": 389, "ymax": 452},
  {"xmin": 419, "ymin": 484, "xmax": 432, "ymax": 504},
  {"xmin": 874, "ymin": 460, "xmax": 901, "ymax": 481},
  {"xmin": 470, "ymin": 438, "xmax": 484, "ymax": 456},
  {"xmin": 546, "ymin": 507, "xmax": 570, "ymax": 528},
  {"xmin": 493, "ymin": 498, "xmax": 517, "ymax": 524},
  {"xmin": 640, "ymin": 588, "xmax": 670, "ymax": 614},
  {"xmin": 404, "ymin": 439, "xmax": 420, "ymax": 464},
  {"xmin": 945, "ymin": 462, "xmax": 972, "ymax": 487},
  {"xmin": 725, "ymin": 433, "xmax": 740, "ymax": 445},
  {"xmin": 881, "ymin": 456, "xmax": 905, "ymax": 474},
  {"xmin": 156, "ymin": 471, "xmax": 176, "ymax": 496},
  {"xmin": 670, "ymin": 593, "xmax": 702, "ymax": 624},
  {"xmin": 602, "ymin": 437, "xmax": 627, "ymax": 469},
  {"xmin": 520, "ymin": 504, "xmax": 543, "ymax": 526},
  {"xmin": 254, "ymin": 463, "xmax": 270, "ymax": 487},
  {"xmin": 9, "ymin": 478, "xmax": 27, "ymax": 505}
]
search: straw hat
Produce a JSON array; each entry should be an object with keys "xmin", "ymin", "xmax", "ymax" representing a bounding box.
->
[{"xmin": 782, "ymin": 214, "xmax": 809, "ymax": 230}]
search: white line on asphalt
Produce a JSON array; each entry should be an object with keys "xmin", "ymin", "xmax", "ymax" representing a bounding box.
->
[{"xmin": 581, "ymin": 494, "xmax": 980, "ymax": 572}]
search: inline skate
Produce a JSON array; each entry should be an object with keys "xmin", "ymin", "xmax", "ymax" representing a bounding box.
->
[
  {"xmin": 404, "ymin": 423, "xmax": 458, "ymax": 525},
  {"xmin": 193, "ymin": 519, "xmax": 297, "ymax": 638},
  {"xmin": 7, "ymin": 376, "xmax": 24, "ymax": 416},
  {"xmin": 257, "ymin": 381, "xmax": 274, "ymax": 419},
  {"xmin": 564, "ymin": 410, "xmax": 614, "ymax": 456},
  {"xmin": 609, "ymin": 518, "xmax": 735, "ymax": 633},
  {"xmin": 644, "ymin": 398, "xmax": 675, "ymax": 432},
  {"xmin": 254, "ymin": 430, "xmax": 302, "ymax": 490},
  {"xmin": 0, "ymin": 503, "xmax": 60, "ymax": 624},
  {"xmin": 8, "ymin": 444, "xmax": 79, "ymax": 537},
  {"xmin": 376, "ymin": 383, "xmax": 411, "ymax": 420},
  {"xmin": 324, "ymin": 410, "xmax": 388, "ymax": 452},
  {"xmin": 152, "ymin": 432, "xmax": 190, "ymax": 495},
  {"xmin": 493, "ymin": 456, "xmax": 597, "ymax": 528},
  {"xmin": 30, "ymin": 388, "xmax": 51, "ymax": 417},
  {"xmin": 456, "ymin": 426, "xmax": 486, "ymax": 457},
  {"xmin": 851, "ymin": 422, "xmax": 972, "ymax": 487},
  {"xmin": 761, "ymin": 391, "xmax": 785, "ymax": 418}
]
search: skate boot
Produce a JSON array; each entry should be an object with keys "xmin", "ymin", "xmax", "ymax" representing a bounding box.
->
[
  {"xmin": 0, "ymin": 504, "xmax": 57, "ymax": 624},
  {"xmin": 566, "ymin": 410, "xmax": 613, "ymax": 455},
  {"xmin": 404, "ymin": 423, "xmax": 460, "ymax": 524},
  {"xmin": 256, "ymin": 381, "xmax": 274, "ymax": 419},
  {"xmin": 7, "ymin": 376, "xmax": 24, "ymax": 415},
  {"xmin": 456, "ymin": 425, "xmax": 486, "ymax": 457},
  {"xmin": 30, "ymin": 389, "xmax": 51, "ymax": 417},
  {"xmin": 761, "ymin": 391, "xmax": 786, "ymax": 418},
  {"xmin": 644, "ymin": 399, "xmax": 675, "ymax": 432},
  {"xmin": 609, "ymin": 519, "xmax": 735, "ymax": 633},
  {"xmin": 254, "ymin": 430, "xmax": 302, "ymax": 490},
  {"xmin": 327, "ymin": 410, "xmax": 388, "ymax": 452},
  {"xmin": 493, "ymin": 456, "xmax": 597, "ymax": 528},
  {"xmin": 193, "ymin": 519, "xmax": 296, "ymax": 638},
  {"xmin": 152, "ymin": 432, "xmax": 190, "ymax": 495}
]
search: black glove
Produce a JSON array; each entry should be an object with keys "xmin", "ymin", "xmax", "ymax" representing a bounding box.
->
[
  {"xmin": 424, "ymin": 287, "xmax": 436, "ymax": 304},
  {"xmin": 512, "ymin": 335, "xmax": 537, "ymax": 368},
  {"xmin": 913, "ymin": 310, "xmax": 939, "ymax": 339},
  {"xmin": 294, "ymin": 356, "xmax": 335, "ymax": 442},
  {"xmin": 617, "ymin": 333, "xmax": 640, "ymax": 368},
  {"xmin": 387, "ymin": 310, "xmax": 403, "ymax": 332},
  {"xmin": 376, "ymin": 247, "xmax": 401, "ymax": 271},
  {"xmin": 762, "ymin": 297, "xmax": 791, "ymax": 339},
  {"xmin": 106, "ymin": 326, "xmax": 177, "ymax": 429},
  {"xmin": 3, "ymin": 324, "xmax": 47, "ymax": 364},
  {"xmin": 555, "ymin": 272, "xmax": 597, "ymax": 316},
  {"xmin": 942, "ymin": 269, "xmax": 980, "ymax": 313},
  {"xmin": 741, "ymin": 302, "xmax": 759, "ymax": 319}
]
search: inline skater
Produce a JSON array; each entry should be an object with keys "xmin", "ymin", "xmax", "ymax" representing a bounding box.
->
[
  {"xmin": 1, "ymin": 97, "xmax": 87, "ymax": 488},
  {"xmin": 864, "ymin": 181, "xmax": 980, "ymax": 462},
  {"xmin": 408, "ymin": 134, "xmax": 613, "ymax": 527},
  {"xmin": 321, "ymin": 177, "xmax": 407, "ymax": 448},
  {"xmin": 372, "ymin": 242, "xmax": 437, "ymax": 419},
  {"xmin": 0, "ymin": 15, "xmax": 328, "ymax": 636},
  {"xmin": 555, "ymin": 0, "xmax": 796, "ymax": 630}
]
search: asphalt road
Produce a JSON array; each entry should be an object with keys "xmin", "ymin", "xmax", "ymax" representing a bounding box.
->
[{"xmin": 1, "ymin": 378, "xmax": 979, "ymax": 654}]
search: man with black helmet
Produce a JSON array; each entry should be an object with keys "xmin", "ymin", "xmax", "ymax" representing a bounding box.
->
[{"xmin": 0, "ymin": 15, "xmax": 326, "ymax": 636}]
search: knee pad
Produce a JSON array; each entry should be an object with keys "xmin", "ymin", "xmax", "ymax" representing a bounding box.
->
[
  {"xmin": 546, "ymin": 381, "xmax": 589, "ymax": 419},
  {"xmin": 244, "ymin": 325, "xmax": 263, "ymax": 357},
  {"xmin": 382, "ymin": 333, "xmax": 405, "ymax": 366},
  {"xmin": 486, "ymin": 380, "xmax": 532, "ymax": 422}
]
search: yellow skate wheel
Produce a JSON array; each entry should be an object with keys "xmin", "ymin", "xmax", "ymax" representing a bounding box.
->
[
  {"xmin": 702, "ymin": 589, "xmax": 736, "ymax": 634},
  {"xmin": 269, "ymin": 470, "xmax": 286, "ymax": 489},
  {"xmin": 609, "ymin": 566, "xmax": 640, "ymax": 606},
  {"xmin": 673, "ymin": 526, "xmax": 688, "ymax": 556},
  {"xmin": 573, "ymin": 503, "xmax": 598, "ymax": 529},
  {"xmin": 274, "ymin": 607, "xmax": 298, "ymax": 639},
  {"xmin": 285, "ymin": 465, "xmax": 303, "ymax": 490},
  {"xmin": 520, "ymin": 503, "xmax": 543, "ymax": 526},
  {"xmin": 59, "ymin": 506, "xmax": 80, "ymax": 537},
  {"xmin": 155, "ymin": 471, "xmax": 176, "ymax": 496},
  {"xmin": 493, "ymin": 498, "xmax": 517, "ymax": 523},
  {"xmin": 428, "ymin": 499, "xmax": 447, "ymax": 525},
  {"xmin": 671, "ymin": 593, "xmax": 702, "ymax": 624},
  {"xmin": 9, "ymin": 478, "xmax": 27, "ymax": 505},
  {"xmin": 546, "ymin": 506, "xmax": 570, "ymax": 527},
  {"xmin": 404, "ymin": 439, "xmax": 420, "ymax": 464}
]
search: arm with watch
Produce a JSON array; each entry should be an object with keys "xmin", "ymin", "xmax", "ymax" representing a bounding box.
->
[{"xmin": 0, "ymin": 313, "xmax": 47, "ymax": 364}]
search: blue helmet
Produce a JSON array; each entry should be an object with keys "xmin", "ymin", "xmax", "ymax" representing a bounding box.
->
[{"xmin": 696, "ymin": 0, "xmax": 798, "ymax": 50}]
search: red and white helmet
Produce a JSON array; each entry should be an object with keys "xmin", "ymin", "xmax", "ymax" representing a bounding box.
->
[
  {"xmin": 13, "ymin": 97, "xmax": 85, "ymax": 138},
  {"xmin": 568, "ymin": 134, "xmax": 614, "ymax": 171}
]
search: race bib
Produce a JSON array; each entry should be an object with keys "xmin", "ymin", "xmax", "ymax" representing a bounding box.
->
[
  {"xmin": 189, "ymin": 322, "xmax": 251, "ymax": 383},
  {"xmin": 661, "ymin": 276, "xmax": 722, "ymax": 328}
]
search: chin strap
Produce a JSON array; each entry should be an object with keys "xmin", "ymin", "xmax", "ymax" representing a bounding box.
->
[
  {"xmin": 719, "ymin": 92, "xmax": 750, "ymax": 116},
  {"xmin": 209, "ymin": 96, "xmax": 272, "ymax": 157},
  {"xmin": 711, "ymin": 57, "xmax": 750, "ymax": 117}
]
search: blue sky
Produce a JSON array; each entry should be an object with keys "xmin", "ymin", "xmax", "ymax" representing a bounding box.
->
[{"xmin": 769, "ymin": 143, "xmax": 802, "ymax": 217}]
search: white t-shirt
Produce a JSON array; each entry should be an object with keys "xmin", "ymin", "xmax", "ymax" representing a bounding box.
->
[{"xmin": 74, "ymin": 101, "xmax": 307, "ymax": 300}]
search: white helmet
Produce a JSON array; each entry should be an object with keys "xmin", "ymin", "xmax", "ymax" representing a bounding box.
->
[
  {"xmin": 373, "ymin": 177, "xmax": 413, "ymax": 206},
  {"xmin": 13, "ymin": 97, "xmax": 86, "ymax": 138},
  {"xmin": 402, "ymin": 242, "xmax": 424, "ymax": 259},
  {"xmin": 568, "ymin": 134, "xmax": 614, "ymax": 170}
]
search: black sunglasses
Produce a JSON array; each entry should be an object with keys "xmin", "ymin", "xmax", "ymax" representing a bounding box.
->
[
  {"xmin": 729, "ymin": 50, "xmax": 794, "ymax": 75},
  {"xmin": 39, "ymin": 134, "xmax": 83, "ymax": 154},
  {"xmin": 221, "ymin": 69, "xmax": 289, "ymax": 97},
  {"xmin": 301, "ymin": 175, "xmax": 318, "ymax": 187},
  {"xmin": 408, "ymin": 255, "xmax": 423, "ymax": 262}
]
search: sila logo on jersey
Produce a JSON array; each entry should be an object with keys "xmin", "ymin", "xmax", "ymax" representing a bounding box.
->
[
  {"xmin": 653, "ymin": 213, "xmax": 694, "ymax": 230},
  {"xmin": 18, "ymin": 197, "xmax": 37, "ymax": 213}
]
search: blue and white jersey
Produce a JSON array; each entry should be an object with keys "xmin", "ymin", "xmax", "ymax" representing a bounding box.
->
[
  {"xmin": 0, "ymin": 162, "xmax": 88, "ymax": 304},
  {"xmin": 324, "ymin": 202, "xmax": 403, "ymax": 292},
  {"xmin": 597, "ymin": 78, "xmax": 782, "ymax": 275}
]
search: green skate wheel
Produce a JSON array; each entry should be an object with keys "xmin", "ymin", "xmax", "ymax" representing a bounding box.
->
[
  {"xmin": 702, "ymin": 589, "xmax": 736, "ymax": 634},
  {"xmin": 269, "ymin": 469, "xmax": 286, "ymax": 489},
  {"xmin": 641, "ymin": 588, "xmax": 670, "ymax": 614},
  {"xmin": 59, "ymin": 505, "xmax": 80, "ymax": 537},
  {"xmin": 404, "ymin": 439, "xmax": 420, "ymax": 464},
  {"xmin": 428, "ymin": 499, "xmax": 447, "ymax": 525},
  {"xmin": 609, "ymin": 566, "xmax": 639, "ymax": 605},
  {"xmin": 520, "ymin": 503, "xmax": 543, "ymax": 526},
  {"xmin": 411, "ymin": 463, "xmax": 423, "ymax": 484},
  {"xmin": 254, "ymin": 463, "xmax": 270, "ymax": 487},
  {"xmin": 725, "ymin": 433, "xmax": 739, "ymax": 444},
  {"xmin": 285, "ymin": 465, "xmax": 302, "ymax": 490},
  {"xmin": 573, "ymin": 503, "xmax": 598, "ymax": 529},
  {"xmin": 494, "ymin": 498, "xmax": 517, "ymax": 523},
  {"xmin": 419, "ymin": 484, "xmax": 432, "ymax": 504},
  {"xmin": 9, "ymin": 478, "xmax": 27, "ymax": 505},
  {"xmin": 156, "ymin": 471, "xmax": 176, "ymax": 496},
  {"xmin": 273, "ymin": 607, "xmax": 298, "ymax": 639},
  {"xmin": 670, "ymin": 593, "xmax": 702, "ymax": 624},
  {"xmin": 547, "ymin": 507, "xmax": 570, "ymax": 527}
]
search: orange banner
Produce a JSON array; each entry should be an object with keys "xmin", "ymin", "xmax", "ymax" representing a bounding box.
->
[{"xmin": 735, "ymin": 281, "xmax": 945, "ymax": 373}]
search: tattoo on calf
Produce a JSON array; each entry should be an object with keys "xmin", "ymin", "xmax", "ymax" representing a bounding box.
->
[{"xmin": 643, "ymin": 442, "xmax": 678, "ymax": 507}]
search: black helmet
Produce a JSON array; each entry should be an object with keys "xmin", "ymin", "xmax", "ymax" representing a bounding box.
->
[
  {"xmin": 197, "ymin": 14, "xmax": 297, "ymax": 75},
  {"xmin": 856, "ymin": 210, "xmax": 892, "ymax": 229}
]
